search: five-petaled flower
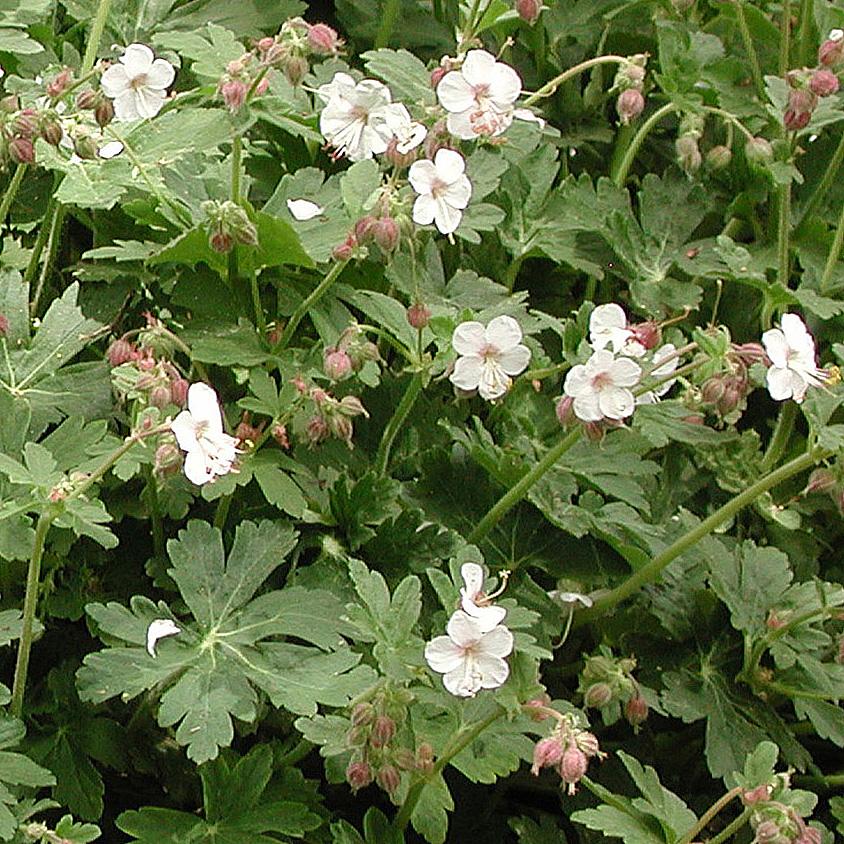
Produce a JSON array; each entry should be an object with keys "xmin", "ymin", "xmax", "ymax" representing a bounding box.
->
[
  {"xmin": 460, "ymin": 563, "xmax": 507, "ymax": 631},
  {"xmin": 171, "ymin": 383, "xmax": 240, "ymax": 485},
  {"xmin": 100, "ymin": 43, "xmax": 175, "ymax": 121},
  {"xmin": 762, "ymin": 313, "xmax": 826, "ymax": 403},
  {"xmin": 589, "ymin": 303, "xmax": 639, "ymax": 355},
  {"xmin": 436, "ymin": 50, "xmax": 522, "ymax": 139},
  {"xmin": 425, "ymin": 610, "xmax": 513, "ymax": 697},
  {"xmin": 563, "ymin": 349, "xmax": 642, "ymax": 422},
  {"xmin": 449, "ymin": 314, "xmax": 531, "ymax": 400},
  {"xmin": 408, "ymin": 148, "xmax": 472, "ymax": 235}
]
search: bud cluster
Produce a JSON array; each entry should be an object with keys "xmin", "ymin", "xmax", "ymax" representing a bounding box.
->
[
  {"xmin": 613, "ymin": 54, "xmax": 648, "ymax": 125},
  {"xmin": 578, "ymin": 649, "xmax": 649, "ymax": 729},
  {"xmin": 75, "ymin": 85, "xmax": 115, "ymax": 128},
  {"xmin": 107, "ymin": 335, "xmax": 190, "ymax": 414},
  {"xmin": 323, "ymin": 325, "xmax": 380, "ymax": 382},
  {"xmin": 746, "ymin": 798, "xmax": 821, "ymax": 844},
  {"xmin": 674, "ymin": 112, "xmax": 705, "ymax": 176},
  {"xmin": 530, "ymin": 712, "xmax": 605, "ymax": 795},
  {"xmin": 697, "ymin": 342, "xmax": 765, "ymax": 424},
  {"xmin": 300, "ymin": 383, "xmax": 369, "ymax": 448},
  {"xmin": 344, "ymin": 688, "xmax": 425, "ymax": 802},
  {"xmin": 201, "ymin": 199, "xmax": 259, "ymax": 253},
  {"xmin": 782, "ymin": 55, "xmax": 842, "ymax": 132}
]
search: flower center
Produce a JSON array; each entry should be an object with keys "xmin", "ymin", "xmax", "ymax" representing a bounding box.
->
[
  {"xmin": 130, "ymin": 73, "xmax": 149, "ymax": 90},
  {"xmin": 194, "ymin": 419, "xmax": 209, "ymax": 439},
  {"xmin": 479, "ymin": 342, "xmax": 499, "ymax": 361},
  {"xmin": 429, "ymin": 176, "xmax": 449, "ymax": 198},
  {"xmin": 350, "ymin": 104, "xmax": 369, "ymax": 122},
  {"xmin": 590, "ymin": 371, "xmax": 613, "ymax": 390}
]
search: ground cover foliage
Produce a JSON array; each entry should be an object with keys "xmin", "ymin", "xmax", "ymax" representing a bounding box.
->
[{"xmin": 0, "ymin": 0, "xmax": 844, "ymax": 841}]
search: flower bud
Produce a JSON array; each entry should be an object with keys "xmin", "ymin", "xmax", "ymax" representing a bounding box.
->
[
  {"xmin": 416, "ymin": 742, "xmax": 434, "ymax": 773},
  {"xmin": 76, "ymin": 89, "xmax": 98, "ymax": 110},
  {"xmin": 150, "ymin": 384, "xmax": 172, "ymax": 408},
  {"xmin": 753, "ymin": 820, "xmax": 790, "ymax": 844},
  {"xmin": 809, "ymin": 68, "xmax": 840, "ymax": 97},
  {"xmin": 574, "ymin": 730, "xmax": 601, "ymax": 757},
  {"xmin": 154, "ymin": 442, "xmax": 182, "ymax": 476},
  {"xmin": 706, "ymin": 144, "xmax": 733, "ymax": 170},
  {"xmin": 784, "ymin": 87, "xmax": 817, "ymax": 130},
  {"xmin": 559, "ymin": 746, "xmax": 588, "ymax": 794},
  {"xmin": 675, "ymin": 134, "xmax": 702, "ymax": 175},
  {"xmin": 616, "ymin": 88, "xmax": 645, "ymax": 124},
  {"xmin": 372, "ymin": 216, "xmax": 400, "ymax": 251},
  {"xmin": 375, "ymin": 764, "xmax": 401, "ymax": 795},
  {"xmin": 430, "ymin": 66, "xmax": 447, "ymax": 88},
  {"xmin": 394, "ymin": 748, "xmax": 417, "ymax": 771},
  {"xmin": 107, "ymin": 338, "xmax": 136, "ymax": 366},
  {"xmin": 46, "ymin": 68, "xmax": 73, "ymax": 98},
  {"xmin": 40, "ymin": 118, "xmax": 63, "ymax": 147},
  {"xmin": 13, "ymin": 109, "xmax": 38, "ymax": 138},
  {"xmin": 329, "ymin": 414, "xmax": 354, "ymax": 446},
  {"xmin": 524, "ymin": 694, "xmax": 552, "ymax": 720},
  {"xmin": 170, "ymin": 377, "xmax": 189, "ymax": 406},
  {"xmin": 624, "ymin": 694, "xmax": 649, "ymax": 728},
  {"xmin": 210, "ymin": 230, "xmax": 234, "ymax": 253},
  {"xmin": 306, "ymin": 414, "xmax": 329, "ymax": 445},
  {"xmin": 271, "ymin": 423, "xmax": 289, "ymax": 449},
  {"xmin": 255, "ymin": 77, "xmax": 270, "ymax": 96},
  {"xmin": 235, "ymin": 415, "xmax": 262, "ymax": 444},
  {"xmin": 308, "ymin": 23, "xmax": 342, "ymax": 55},
  {"xmin": 630, "ymin": 320, "xmax": 661, "ymax": 350},
  {"xmin": 9, "ymin": 136, "xmax": 35, "ymax": 165},
  {"xmin": 283, "ymin": 55, "xmax": 309, "ymax": 87},
  {"xmin": 94, "ymin": 98, "xmax": 115, "ymax": 127},
  {"xmin": 805, "ymin": 468, "xmax": 836, "ymax": 494},
  {"xmin": 74, "ymin": 133, "xmax": 98, "ymax": 160},
  {"xmin": 324, "ymin": 347, "xmax": 353, "ymax": 381},
  {"xmin": 818, "ymin": 32, "xmax": 844, "ymax": 67},
  {"xmin": 338, "ymin": 395, "xmax": 368, "ymax": 417},
  {"xmin": 407, "ymin": 302, "xmax": 431, "ymax": 330},
  {"xmin": 346, "ymin": 760, "xmax": 373, "ymax": 792},
  {"xmin": 766, "ymin": 610, "xmax": 789, "ymax": 630},
  {"xmin": 384, "ymin": 136, "xmax": 418, "ymax": 168},
  {"xmin": 354, "ymin": 215, "xmax": 377, "ymax": 243},
  {"xmin": 745, "ymin": 136, "xmax": 774, "ymax": 166},
  {"xmin": 584, "ymin": 682, "xmax": 613, "ymax": 708},
  {"xmin": 796, "ymin": 827, "xmax": 822, "ymax": 844},
  {"xmin": 220, "ymin": 78, "xmax": 248, "ymax": 112},
  {"xmin": 332, "ymin": 237, "xmax": 356, "ymax": 261},
  {"xmin": 516, "ymin": 0, "xmax": 542, "ymax": 24},
  {"xmin": 741, "ymin": 784, "xmax": 772, "ymax": 805},
  {"xmin": 555, "ymin": 396, "xmax": 575, "ymax": 427},
  {"xmin": 531, "ymin": 737, "xmax": 564, "ymax": 774}
]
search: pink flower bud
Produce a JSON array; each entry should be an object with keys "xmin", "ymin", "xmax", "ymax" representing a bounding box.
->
[
  {"xmin": 574, "ymin": 731, "xmax": 601, "ymax": 757},
  {"xmin": 220, "ymin": 78, "xmax": 248, "ymax": 112},
  {"xmin": 354, "ymin": 215, "xmax": 377, "ymax": 243},
  {"xmin": 257, "ymin": 36, "xmax": 275, "ymax": 52},
  {"xmin": 516, "ymin": 0, "xmax": 542, "ymax": 24},
  {"xmin": 384, "ymin": 136, "xmax": 419, "ymax": 168},
  {"xmin": 324, "ymin": 347, "xmax": 353, "ymax": 381},
  {"xmin": 784, "ymin": 87, "xmax": 817, "ymax": 130},
  {"xmin": 430, "ymin": 66, "xmax": 447, "ymax": 88},
  {"xmin": 407, "ymin": 302, "xmax": 431, "ymax": 330},
  {"xmin": 810, "ymin": 68, "xmax": 840, "ymax": 96},
  {"xmin": 741, "ymin": 784, "xmax": 771, "ymax": 805},
  {"xmin": 10, "ymin": 136, "xmax": 35, "ymax": 164},
  {"xmin": 416, "ymin": 742, "xmax": 434, "ymax": 773},
  {"xmin": 616, "ymin": 88, "xmax": 645, "ymax": 124},
  {"xmin": 531, "ymin": 737, "xmax": 564, "ymax": 775},
  {"xmin": 745, "ymin": 136, "xmax": 774, "ymax": 165},
  {"xmin": 13, "ymin": 109, "xmax": 38, "ymax": 137},
  {"xmin": 524, "ymin": 694, "xmax": 552, "ymax": 720},
  {"xmin": 819, "ymin": 37, "xmax": 844, "ymax": 67},
  {"xmin": 255, "ymin": 77, "xmax": 270, "ymax": 96},
  {"xmin": 375, "ymin": 764, "xmax": 400, "ymax": 795},
  {"xmin": 706, "ymin": 144, "xmax": 733, "ymax": 169},
  {"xmin": 94, "ymin": 98, "xmax": 115, "ymax": 127},
  {"xmin": 766, "ymin": 610, "xmax": 789, "ymax": 630},
  {"xmin": 346, "ymin": 760, "xmax": 373, "ymax": 792},
  {"xmin": 372, "ymin": 216, "xmax": 400, "ymax": 251},
  {"xmin": 332, "ymin": 237, "xmax": 356, "ymax": 261},
  {"xmin": 40, "ymin": 119, "xmax": 63, "ymax": 147},
  {"xmin": 170, "ymin": 377, "xmax": 189, "ymax": 407},
  {"xmin": 805, "ymin": 468, "xmax": 836, "ymax": 494},
  {"xmin": 308, "ymin": 23, "xmax": 342, "ymax": 55},
  {"xmin": 154, "ymin": 442, "xmax": 182, "ymax": 477},
  {"xmin": 235, "ymin": 415, "xmax": 262, "ymax": 444},
  {"xmin": 210, "ymin": 230, "xmax": 234, "ymax": 253},
  {"xmin": 283, "ymin": 55, "xmax": 309, "ymax": 87},
  {"xmin": 46, "ymin": 68, "xmax": 73, "ymax": 98},
  {"xmin": 76, "ymin": 89, "xmax": 98, "ymax": 110},
  {"xmin": 584, "ymin": 682, "xmax": 612, "ymax": 708},
  {"xmin": 150, "ymin": 384, "xmax": 172, "ymax": 408},
  {"xmin": 271, "ymin": 423, "xmax": 289, "ymax": 449},
  {"xmin": 559, "ymin": 746, "xmax": 588, "ymax": 794},
  {"xmin": 106, "ymin": 339, "xmax": 136, "ymax": 366},
  {"xmin": 394, "ymin": 748, "xmax": 417, "ymax": 771},
  {"xmin": 306, "ymin": 415, "xmax": 329, "ymax": 445},
  {"xmin": 796, "ymin": 827, "xmax": 822, "ymax": 844},
  {"xmin": 555, "ymin": 396, "xmax": 575, "ymax": 427},
  {"xmin": 624, "ymin": 694, "xmax": 649, "ymax": 727},
  {"xmin": 629, "ymin": 320, "xmax": 661, "ymax": 350},
  {"xmin": 329, "ymin": 413, "xmax": 354, "ymax": 446}
]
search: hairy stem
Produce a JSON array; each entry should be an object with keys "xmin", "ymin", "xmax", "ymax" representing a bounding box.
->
[
  {"xmin": 612, "ymin": 102, "xmax": 679, "ymax": 186},
  {"xmin": 797, "ymin": 0, "xmax": 814, "ymax": 66},
  {"xmin": 375, "ymin": 372, "xmax": 425, "ymax": 475},
  {"xmin": 375, "ymin": 0, "xmax": 401, "ymax": 47},
  {"xmin": 735, "ymin": 0, "xmax": 767, "ymax": 102},
  {"xmin": 677, "ymin": 787, "xmax": 742, "ymax": 844},
  {"xmin": 144, "ymin": 465, "xmax": 166, "ymax": 561},
  {"xmin": 394, "ymin": 707, "xmax": 505, "ymax": 831},
  {"xmin": 81, "ymin": 0, "xmax": 113, "ymax": 74},
  {"xmin": 759, "ymin": 400, "xmax": 797, "ymax": 473},
  {"xmin": 819, "ymin": 191, "xmax": 844, "ymax": 294},
  {"xmin": 707, "ymin": 808, "xmax": 752, "ymax": 844},
  {"xmin": 469, "ymin": 428, "xmax": 582, "ymax": 545},
  {"xmin": 29, "ymin": 202, "xmax": 65, "ymax": 318},
  {"xmin": 779, "ymin": 0, "xmax": 792, "ymax": 75},
  {"xmin": 576, "ymin": 449, "xmax": 821, "ymax": 625},
  {"xmin": 0, "ymin": 164, "xmax": 28, "ymax": 228},
  {"xmin": 777, "ymin": 181, "xmax": 792, "ymax": 288},
  {"xmin": 523, "ymin": 55, "xmax": 629, "ymax": 107},
  {"xmin": 276, "ymin": 260, "xmax": 349, "ymax": 350}
]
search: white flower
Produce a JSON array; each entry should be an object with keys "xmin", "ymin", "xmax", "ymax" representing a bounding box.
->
[
  {"xmin": 318, "ymin": 72, "xmax": 397, "ymax": 161},
  {"xmin": 146, "ymin": 618, "xmax": 180, "ymax": 657},
  {"xmin": 101, "ymin": 43, "xmax": 175, "ymax": 121},
  {"xmin": 636, "ymin": 343, "xmax": 679, "ymax": 405},
  {"xmin": 460, "ymin": 563, "xmax": 507, "ymax": 631},
  {"xmin": 424, "ymin": 610, "xmax": 513, "ymax": 697},
  {"xmin": 382, "ymin": 103, "xmax": 427, "ymax": 154},
  {"xmin": 171, "ymin": 383, "xmax": 240, "ymax": 485},
  {"xmin": 450, "ymin": 315, "xmax": 531, "ymax": 400},
  {"xmin": 563, "ymin": 349, "xmax": 642, "ymax": 422},
  {"xmin": 588, "ymin": 303, "xmax": 647, "ymax": 357},
  {"xmin": 762, "ymin": 313, "xmax": 826, "ymax": 403},
  {"xmin": 408, "ymin": 148, "xmax": 472, "ymax": 235},
  {"xmin": 286, "ymin": 198, "xmax": 324, "ymax": 220},
  {"xmin": 436, "ymin": 50, "xmax": 522, "ymax": 139}
]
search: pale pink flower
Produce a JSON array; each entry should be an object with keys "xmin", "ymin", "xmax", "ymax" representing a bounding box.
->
[
  {"xmin": 762, "ymin": 313, "xmax": 826, "ymax": 403},
  {"xmin": 460, "ymin": 563, "xmax": 506, "ymax": 631},
  {"xmin": 408, "ymin": 148, "xmax": 472, "ymax": 235},
  {"xmin": 563, "ymin": 349, "xmax": 642, "ymax": 422},
  {"xmin": 100, "ymin": 44, "xmax": 175, "ymax": 121}
]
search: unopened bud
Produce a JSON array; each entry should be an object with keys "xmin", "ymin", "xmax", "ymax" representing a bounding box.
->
[
  {"xmin": 75, "ymin": 89, "xmax": 98, "ymax": 110},
  {"xmin": 805, "ymin": 468, "xmax": 836, "ymax": 494},
  {"xmin": 809, "ymin": 68, "xmax": 840, "ymax": 97},
  {"xmin": 332, "ymin": 237, "xmax": 355, "ymax": 261},
  {"xmin": 40, "ymin": 118, "xmax": 63, "ymax": 147},
  {"xmin": 416, "ymin": 742, "xmax": 434, "ymax": 773},
  {"xmin": 784, "ymin": 87, "xmax": 817, "ymax": 130},
  {"xmin": 150, "ymin": 384, "xmax": 172, "ymax": 408},
  {"xmin": 559, "ymin": 746, "xmax": 588, "ymax": 794},
  {"xmin": 329, "ymin": 413, "xmax": 354, "ymax": 446},
  {"xmin": 351, "ymin": 702, "xmax": 375, "ymax": 727},
  {"xmin": 531, "ymin": 737, "xmax": 563, "ymax": 774},
  {"xmin": 73, "ymin": 133, "xmax": 98, "ymax": 160},
  {"xmin": 170, "ymin": 377, "xmax": 189, "ymax": 406},
  {"xmin": 235, "ymin": 415, "xmax": 262, "ymax": 444},
  {"xmin": 818, "ymin": 32, "xmax": 844, "ymax": 67},
  {"xmin": 346, "ymin": 760, "xmax": 373, "ymax": 792},
  {"xmin": 584, "ymin": 682, "xmax": 613, "ymax": 708},
  {"xmin": 283, "ymin": 55, "xmax": 309, "ymax": 87},
  {"xmin": 210, "ymin": 230, "xmax": 234, "ymax": 253},
  {"xmin": 394, "ymin": 748, "xmax": 417, "ymax": 771},
  {"xmin": 220, "ymin": 78, "xmax": 248, "ymax": 112},
  {"xmin": 271, "ymin": 423, "xmax": 289, "ymax": 449},
  {"xmin": 338, "ymin": 395, "xmax": 368, "ymax": 417},
  {"xmin": 741, "ymin": 783, "xmax": 772, "ymax": 805},
  {"xmin": 407, "ymin": 302, "xmax": 431, "ymax": 329},
  {"xmin": 706, "ymin": 144, "xmax": 732, "ymax": 169},
  {"xmin": 430, "ymin": 66, "xmax": 447, "ymax": 88},
  {"xmin": 372, "ymin": 216, "xmax": 400, "ymax": 251},
  {"xmin": 255, "ymin": 77, "xmax": 270, "ymax": 96},
  {"xmin": 574, "ymin": 731, "xmax": 601, "ymax": 757},
  {"xmin": 745, "ymin": 136, "xmax": 774, "ymax": 166},
  {"xmin": 94, "ymin": 98, "xmax": 115, "ymax": 127},
  {"xmin": 384, "ymin": 136, "xmax": 418, "ymax": 168},
  {"xmin": 308, "ymin": 23, "xmax": 342, "ymax": 55},
  {"xmin": 630, "ymin": 320, "xmax": 661, "ymax": 350},
  {"xmin": 796, "ymin": 827, "xmax": 822, "ymax": 844},
  {"xmin": 616, "ymin": 88, "xmax": 645, "ymax": 125},
  {"xmin": 324, "ymin": 347, "xmax": 353, "ymax": 381},
  {"xmin": 9, "ymin": 136, "xmax": 34, "ymax": 164},
  {"xmin": 556, "ymin": 396, "xmax": 575, "ymax": 427},
  {"xmin": 375, "ymin": 764, "xmax": 400, "ymax": 794},
  {"xmin": 675, "ymin": 134, "xmax": 702, "ymax": 175},
  {"xmin": 354, "ymin": 215, "xmax": 377, "ymax": 243},
  {"xmin": 13, "ymin": 109, "xmax": 38, "ymax": 138},
  {"xmin": 306, "ymin": 414, "xmax": 329, "ymax": 445},
  {"xmin": 624, "ymin": 694, "xmax": 649, "ymax": 728},
  {"xmin": 107, "ymin": 338, "xmax": 136, "ymax": 366},
  {"xmin": 46, "ymin": 68, "xmax": 73, "ymax": 98},
  {"xmin": 516, "ymin": 0, "xmax": 542, "ymax": 24},
  {"xmin": 153, "ymin": 442, "xmax": 182, "ymax": 476}
]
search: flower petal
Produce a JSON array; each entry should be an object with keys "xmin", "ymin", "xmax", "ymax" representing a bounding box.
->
[
  {"xmin": 146, "ymin": 618, "xmax": 180, "ymax": 657},
  {"xmin": 461, "ymin": 562, "xmax": 485, "ymax": 596},
  {"xmin": 286, "ymin": 198, "xmax": 324, "ymax": 221},
  {"xmin": 484, "ymin": 314, "xmax": 522, "ymax": 350},
  {"xmin": 100, "ymin": 64, "xmax": 130, "ymax": 98},
  {"xmin": 433, "ymin": 148, "xmax": 466, "ymax": 183},
  {"xmin": 598, "ymin": 385, "xmax": 635, "ymax": 419},
  {"xmin": 147, "ymin": 57, "xmax": 175, "ymax": 89},
  {"xmin": 463, "ymin": 603, "xmax": 507, "ymax": 633},
  {"xmin": 477, "ymin": 361, "xmax": 511, "ymax": 400},
  {"xmin": 762, "ymin": 328, "xmax": 789, "ymax": 369},
  {"xmin": 443, "ymin": 661, "xmax": 481, "ymax": 697},
  {"xmin": 412, "ymin": 193, "xmax": 437, "ymax": 226},
  {"xmin": 497, "ymin": 344, "xmax": 531, "ymax": 376},
  {"xmin": 445, "ymin": 110, "xmax": 477, "ymax": 140},
  {"xmin": 563, "ymin": 364, "xmax": 590, "ymax": 398},
  {"xmin": 475, "ymin": 653, "xmax": 510, "ymax": 689},
  {"xmin": 120, "ymin": 43, "xmax": 154, "ymax": 76},
  {"xmin": 425, "ymin": 635, "xmax": 465, "ymax": 673},
  {"xmin": 442, "ymin": 174, "xmax": 472, "ymax": 209},
  {"xmin": 446, "ymin": 610, "xmax": 484, "ymax": 648},
  {"xmin": 766, "ymin": 365, "xmax": 801, "ymax": 401},
  {"xmin": 573, "ymin": 392, "xmax": 602, "ymax": 422},
  {"xmin": 489, "ymin": 62, "xmax": 522, "ymax": 107},
  {"xmin": 187, "ymin": 383, "xmax": 224, "ymax": 435},
  {"xmin": 608, "ymin": 356, "xmax": 642, "ymax": 388},
  {"xmin": 437, "ymin": 71, "xmax": 475, "ymax": 113},
  {"xmin": 479, "ymin": 625, "xmax": 514, "ymax": 658},
  {"xmin": 408, "ymin": 159, "xmax": 437, "ymax": 194},
  {"xmin": 450, "ymin": 354, "xmax": 484, "ymax": 392},
  {"xmin": 433, "ymin": 198, "xmax": 462, "ymax": 234},
  {"xmin": 112, "ymin": 90, "xmax": 141, "ymax": 121},
  {"xmin": 183, "ymin": 448, "xmax": 214, "ymax": 485},
  {"xmin": 133, "ymin": 86, "xmax": 166, "ymax": 119},
  {"xmin": 461, "ymin": 50, "xmax": 497, "ymax": 85},
  {"xmin": 98, "ymin": 140, "xmax": 124, "ymax": 159},
  {"xmin": 170, "ymin": 410, "xmax": 200, "ymax": 452},
  {"xmin": 452, "ymin": 321, "xmax": 486, "ymax": 355}
]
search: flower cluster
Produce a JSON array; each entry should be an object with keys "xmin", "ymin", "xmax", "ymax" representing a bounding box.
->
[
  {"xmin": 449, "ymin": 315, "xmax": 531, "ymax": 401},
  {"xmin": 530, "ymin": 711, "xmax": 605, "ymax": 795},
  {"xmin": 742, "ymin": 781, "xmax": 822, "ymax": 844},
  {"xmin": 611, "ymin": 54, "xmax": 648, "ymax": 125},
  {"xmin": 578, "ymin": 648, "xmax": 649, "ymax": 729},
  {"xmin": 107, "ymin": 335, "xmax": 190, "ymax": 412},
  {"xmin": 425, "ymin": 563, "xmax": 513, "ymax": 697},
  {"xmin": 323, "ymin": 326, "xmax": 380, "ymax": 382}
]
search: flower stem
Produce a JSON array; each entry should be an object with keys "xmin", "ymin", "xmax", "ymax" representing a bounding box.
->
[
  {"xmin": 819, "ymin": 190, "xmax": 844, "ymax": 294},
  {"xmin": 612, "ymin": 102, "xmax": 679, "ymax": 186},
  {"xmin": 29, "ymin": 201, "xmax": 64, "ymax": 318},
  {"xmin": 779, "ymin": 0, "xmax": 792, "ymax": 75},
  {"xmin": 677, "ymin": 787, "xmax": 742, "ymax": 844},
  {"xmin": 777, "ymin": 181, "xmax": 792, "ymax": 288},
  {"xmin": 707, "ymin": 808, "xmax": 752, "ymax": 844},
  {"xmin": 522, "ymin": 55, "xmax": 629, "ymax": 107},
  {"xmin": 375, "ymin": 0, "xmax": 401, "ymax": 47},
  {"xmin": 759, "ymin": 400, "xmax": 797, "ymax": 473},
  {"xmin": 375, "ymin": 372, "xmax": 425, "ymax": 476},
  {"xmin": 0, "ymin": 164, "xmax": 28, "ymax": 227},
  {"xmin": 797, "ymin": 0, "xmax": 814, "ymax": 66},
  {"xmin": 276, "ymin": 260, "xmax": 348, "ymax": 350},
  {"xmin": 735, "ymin": 0, "xmax": 767, "ymax": 102},
  {"xmin": 81, "ymin": 0, "xmax": 113, "ymax": 75},
  {"xmin": 144, "ymin": 465, "xmax": 166, "ymax": 561},
  {"xmin": 576, "ymin": 449, "xmax": 821, "ymax": 625},
  {"xmin": 469, "ymin": 428, "xmax": 582, "ymax": 545},
  {"xmin": 394, "ymin": 707, "xmax": 505, "ymax": 832},
  {"xmin": 797, "ymin": 129, "xmax": 844, "ymax": 232}
]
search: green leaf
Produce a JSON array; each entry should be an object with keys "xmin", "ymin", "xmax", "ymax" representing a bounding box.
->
[
  {"xmin": 411, "ymin": 773, "xmax": 453, "ymax": 844},
  {"xmin": 154, "ymin": 23, "xmax": 244, "ymax": 83},
  {"xmin": 361, "ymin": 48, "xmax": 436, "ymax": 104},
  {"xmin": 155, "ymin": 0, "xmax": 305, "ymax": 33}
]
